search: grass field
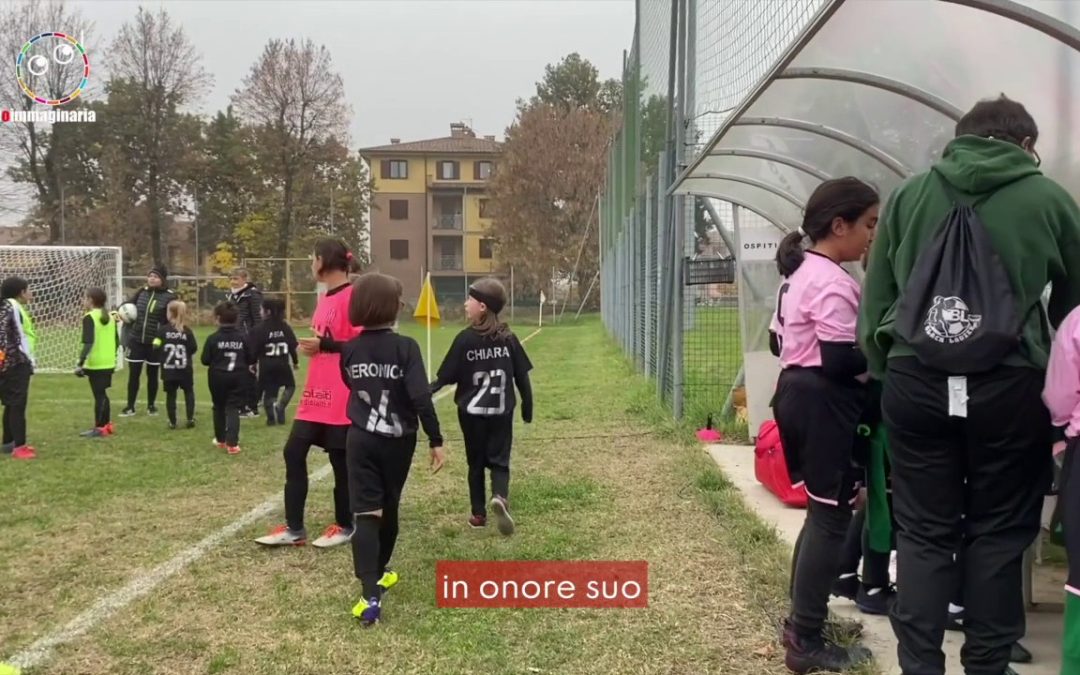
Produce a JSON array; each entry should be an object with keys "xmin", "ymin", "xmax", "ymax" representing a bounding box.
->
[{"xmin": 0, "ymin": 318, "xmax": 808, "ymax": 675}]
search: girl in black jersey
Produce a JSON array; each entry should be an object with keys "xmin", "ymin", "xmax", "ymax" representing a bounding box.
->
[
  {"xmin": 432, "ymin": 278, "xmax": 533, "ymax": 536},
  {"xmin": 248, "ymin": 298, "xmax": 299, "ymax": 426},
  {"xmin": 339, "ymin": 272, "xmax": 445, "ymax": 627},
  {"xmin": 154, "ymin": 300, "xmax": 198, "ymax": 430}
]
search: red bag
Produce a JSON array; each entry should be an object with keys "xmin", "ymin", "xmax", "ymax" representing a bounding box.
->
[{"xmin": 754, "ymin": 420, "xmax": 807, "ymax": 508}]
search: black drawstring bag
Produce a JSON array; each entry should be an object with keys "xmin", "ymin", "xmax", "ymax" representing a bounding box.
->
[{"xmin": 894, "ymin": 172, "xmax": 1021, "ymax": 374}]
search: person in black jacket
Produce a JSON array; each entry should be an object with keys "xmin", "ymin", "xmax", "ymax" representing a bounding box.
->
[
  {"xmin": 431, "ymin": 278, "xmax": 533, "ymax": 536},
  {"xmin": 228, "ymin": 267, "xmax": 263, "ymax": 418},
  {"xmin": 121, "ymin": 265, "xmax": 177, "ymax": 417},
  {"xmin": 247, "ymin": 298, "xmax": 299, "ymax": 426},
  {"xmin": 339, "ymin": 272, "xmax": 445, "ymax": 627}
]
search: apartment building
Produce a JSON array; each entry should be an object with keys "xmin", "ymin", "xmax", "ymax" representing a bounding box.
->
[{"xmin": 360, "ymin": 122, "xmax": 502, "ymax": 304}]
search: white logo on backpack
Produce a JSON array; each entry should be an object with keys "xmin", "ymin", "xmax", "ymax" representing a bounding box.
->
[{"xmin": 924, "ymin": 296, "xmax": 982, "ymax": 344}]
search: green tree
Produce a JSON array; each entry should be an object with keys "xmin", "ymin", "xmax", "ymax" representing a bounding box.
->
[
  {"xmin": 0, "ymin": 0, "xmax": 93, "ymax": 239},
  {"xmin": 487, "ymin": 104, "xmax": 612, "ymax": 298},
  {"xmin": 189, "ymin": 107, "xmax": 260, "ymax": 259},
  {"xmin": 233, "ymin": 38, "xmax": 352, "ymax": 289},
  {"xmin": 533, "ymin": 52, "xmax": 621, "ymax": 114},
  {"xmin": 108, "ymin": 6, "xmax": 210, "ymax": 265}
]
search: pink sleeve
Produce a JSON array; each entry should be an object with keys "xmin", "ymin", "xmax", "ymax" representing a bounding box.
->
[
  {"xmin": 810, "ymin": 283, "xmax": 859, "ymax": 343},
  {"xmin": 1043, "ymin": 309, "xmax": 1080, "ymax": 428}
]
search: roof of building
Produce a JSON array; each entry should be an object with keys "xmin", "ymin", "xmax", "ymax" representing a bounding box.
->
[{"xmin": 360, "ymin": 123, "xmax": 501, "ymax": 156}]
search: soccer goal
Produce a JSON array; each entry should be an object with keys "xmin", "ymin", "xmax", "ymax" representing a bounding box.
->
[{"xmin": 0, "ymin": 245, "xmax": 124, "ymax": 373}]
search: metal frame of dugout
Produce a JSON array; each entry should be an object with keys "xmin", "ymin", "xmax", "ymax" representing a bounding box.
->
[{"xmin": 671, "ymin": 0, "xmax": 1080, "ymax": 611}]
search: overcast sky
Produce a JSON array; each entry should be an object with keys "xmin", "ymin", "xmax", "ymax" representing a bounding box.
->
[{"xmin": 69, "ymin": 0, "xmax": 635, "ymax": 147}]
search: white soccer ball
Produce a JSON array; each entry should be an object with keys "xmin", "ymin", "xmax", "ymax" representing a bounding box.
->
[{"xmin": 117, "ymin": 302, "xmax": 138, "ymax": 323}]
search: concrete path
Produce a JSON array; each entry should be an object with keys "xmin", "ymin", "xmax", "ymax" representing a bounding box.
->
[{"xmin": 706, "ymin": 444, "xmax": 1064, "ymax": 674}]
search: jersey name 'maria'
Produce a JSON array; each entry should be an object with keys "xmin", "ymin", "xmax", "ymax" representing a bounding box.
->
[
  {"xmin": 346, "ymin": 363, "xmax": 404, "ymax": 379},
  {"xmin": 466, "ymin": 346, "xmax": 511, "ymax": 362},
  {"xmin": 216, "ymin": 340, "xmax": 247, "ymax": 350}
]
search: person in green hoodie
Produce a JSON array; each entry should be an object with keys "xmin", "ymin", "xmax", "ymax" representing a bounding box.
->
[{"xmin": 859, "ymin": 95, "xmax": 1080, "ymax": 675}]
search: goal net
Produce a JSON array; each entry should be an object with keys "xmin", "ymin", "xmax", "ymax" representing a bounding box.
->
[{"xmin": 0, "ymin": 246, "xmax": 124, "ymax": 373}]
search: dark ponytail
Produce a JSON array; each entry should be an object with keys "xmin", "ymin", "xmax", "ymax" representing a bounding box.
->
[
  {"xmin": 314, "ymin": 238, "xmax": 361, "ymax": 274},
  {"xmin": 775, "ymin": 231, "xmax": 807, "ymax": 278},
  {"xmin": 87, "ymin": 287, "xmax": 110, "ymax": 325},
  {"xmin": 775, "ymin": 177, "xmax": 879, "ymax": 277}
]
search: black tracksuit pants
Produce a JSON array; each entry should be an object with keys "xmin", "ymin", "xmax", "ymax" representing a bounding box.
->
[
  {"xmin": 0, "ymin": 362, "xmax": 31, "ymax": 447},
  {"xmin": 164, "ymin": 375, "xmax": 196, "ymax": 425},
  {"xmin": 883, "ymin": 357, "xmax": 1050, "ymax": 675},
  {"xmin": 86, "ymin": 370, "xmax": 113, "ymax": 428},
  {"xmin": 459, "ymin": 411, "xmax": 513, "ymax": 518}
]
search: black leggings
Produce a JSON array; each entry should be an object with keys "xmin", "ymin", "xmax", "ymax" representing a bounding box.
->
[
  {"xmin": 283, "ymin": 434, "xmax": 350, "ymax": 532},
  {"xmin": 1, "ymin": 363, "xmax": 31, "ymax": 447},
  {"xmin": 838, "ymin": 503, "xmax": 892, "ymax": 589},
  {"xmin": 2, "ymin": 403, "xmax": 26, "ymax": 447},
  {"xmin": 126, "ymin": 361, "xmax": 159, "ymax": 409},
  {"xmin": 164, "ymin": 379, "xmax": 195, "ymax": 425},
  {"xmin": 263, "ymin": 385, "xmax": 296, "ymax": 415},
  {"xmin": 790, "ymin": 500, "xmax": 853, "ymax": 636},
  {"xmin": 87, "ymin": 370, "xmax": 112, "ymax": 428}
]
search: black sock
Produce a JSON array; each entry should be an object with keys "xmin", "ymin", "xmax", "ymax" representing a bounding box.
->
[
  {"xmin": 352, "ymin": 514, "xmax": 382, "ymax": 601},
  {"xmin": 378, "ymin": 505, "xmax": 399, "ymax": 577}
]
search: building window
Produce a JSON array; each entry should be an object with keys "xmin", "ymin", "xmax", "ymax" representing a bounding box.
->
[
  {"xmin": 389, "ymin": 239, "xmax": 409, "ymax": 260},
  {"xmin": 389, "ymin": 199, "xmax": 409, "ymax": 220},
  {"xmin": 437, "ymin": 160, "xmax": 459, "ymax": 180},
  {"xmin": 479, "ymin": 238, "xmax": 494, "ymax": 259},
  {"xmin": 479, "ymin": 199, "xmax": 492, "ymax": 219},
  {"xmin": 475, "ymin": 161, "xmax": 493, "ymax": 180},
  {"xmin": 381, "ymin": 160, "xmax": 408, "ymax": 179}
]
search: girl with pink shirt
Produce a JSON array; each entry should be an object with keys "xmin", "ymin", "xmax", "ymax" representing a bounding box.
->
[
  {"xmin": 769, "ymin": 177, "xmax": 879, "ymax": 674},
  {"xmin": 1042, "ymin": 307, "xmax": 1080, "ymax": 674},
  {"xmin": 256, "ymin": 239, "xmax": 362, "ymax": 549}
]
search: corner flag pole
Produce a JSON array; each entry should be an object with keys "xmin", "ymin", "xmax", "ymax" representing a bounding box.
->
[{"xmin": 414, "ymin": 273, "xmax": 441, "ymax": 380}]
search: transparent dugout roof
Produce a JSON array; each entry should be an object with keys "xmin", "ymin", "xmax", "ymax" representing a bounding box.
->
[{"xmin": 673, "ymin": 0, "xmax": 1080, "ymax": 231}]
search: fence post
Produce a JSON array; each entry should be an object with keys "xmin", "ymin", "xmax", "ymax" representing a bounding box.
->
[
  {"xmin": 671, "ymin": 0, "xmax": 688, "ymax": 420},
  {"xmin": 285, "ymin": 261, "xmax": 293, "ymax": 324},
  {"xmin": 644, "ymin": 178, "xmax": 653, "ymax": 378}
]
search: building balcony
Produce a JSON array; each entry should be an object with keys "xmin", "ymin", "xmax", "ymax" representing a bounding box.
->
[
  {"xmin": 433, "ymin": 214, "xmax": 463, "ymax": 230},
  {"xmin": 433, "ymin": 255, "xmax": 463, "ymax": 272}
]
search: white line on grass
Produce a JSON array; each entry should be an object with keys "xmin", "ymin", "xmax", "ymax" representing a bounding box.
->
[{"xmin": 6, "ymin": 328, "xmax": 542, "ymax": 671}]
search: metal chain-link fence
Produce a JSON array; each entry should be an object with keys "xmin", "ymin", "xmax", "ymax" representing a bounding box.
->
[{"xmin": 600, "ymin": 0, "xmax": 821, "ymax": 431}]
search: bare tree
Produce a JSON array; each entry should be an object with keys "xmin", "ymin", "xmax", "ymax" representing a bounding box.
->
[
  {"xmin": 0, "ymin": 0, "xmax": 93, "ymax": 236},
  {"xmin": 109, "ymin": 5, "xmax": 209, "ymax": 264},
  {"xmin": 233, "ymin": 38, "xmax": 350, "ymax": 288}
]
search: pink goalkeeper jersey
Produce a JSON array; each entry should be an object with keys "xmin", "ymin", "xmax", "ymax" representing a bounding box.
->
[
  {"xmin": 1044, "ymin": 305, "xmax": 1080, "ymax": 438},
  {"xmin": 770, "ymin": 251, "xmax": 861, "ymax": 369},
  {"xmin": 296, "ymin": 283, "xmax": 362, "ymax": 426}
]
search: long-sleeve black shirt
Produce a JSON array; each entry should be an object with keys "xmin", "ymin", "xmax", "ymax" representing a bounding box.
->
[
  {"xmin": 339, "ymin": 328, "xmax": 443, "ymax": 448},
  {"xmin": 431, "ymin": 328, "xmax": 534, "ymax": 422},
  {"xmin": 247, "ymin": 319, "xmax": 299, "ymax": 373},
  {"xmin": 154, "ymin": 324, "xmax": 198, "ymax": 381},
  {"xmin": 201, "ymin": 325, "xmax": 254, "ymax": 374}
]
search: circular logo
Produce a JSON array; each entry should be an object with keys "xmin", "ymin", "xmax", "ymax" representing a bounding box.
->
[{"xmin": 15, "ymin": 32, "xmax": 89, "ymax": 106}]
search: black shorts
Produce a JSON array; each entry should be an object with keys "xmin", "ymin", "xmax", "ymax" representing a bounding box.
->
[
  {"xmin": 126, "ymin": 341, "xmax": 161, "ymax": 366},
  {"xmin": 346, "ymin": 427, "xmax": 416, "ymax": 513},
  {"xmin": 773, "ymin": 367, "xmax": 867, "ymax": 507},
  {"xmin": 259, "ymin": 367, "xmax": 295, "ymax": 391},
  {"xmin": 0, "ymin": 362, "xmax": 32, "ymax": 407},
  {"xmin": 288, "ymin": 419, "xmax": 349, "ymax": 453}
]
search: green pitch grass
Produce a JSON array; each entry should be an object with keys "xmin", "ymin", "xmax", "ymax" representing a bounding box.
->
[{"xmin": 0, "ymin": 318, "xmax": 841, "ymax": 674}]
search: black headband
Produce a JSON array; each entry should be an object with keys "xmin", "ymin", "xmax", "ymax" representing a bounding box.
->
[{"xmin": 468, "ymin": 286, "xmax": 504, "ymax": 314}]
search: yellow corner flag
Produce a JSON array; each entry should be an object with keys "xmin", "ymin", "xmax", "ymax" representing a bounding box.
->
[
  {"xmin": 414, "ymin": 273, "xmax": 439, "ymax": 380},
  {"xmin": 414, "ymin": 274, "xmax": 441, "ymax": 325}
]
